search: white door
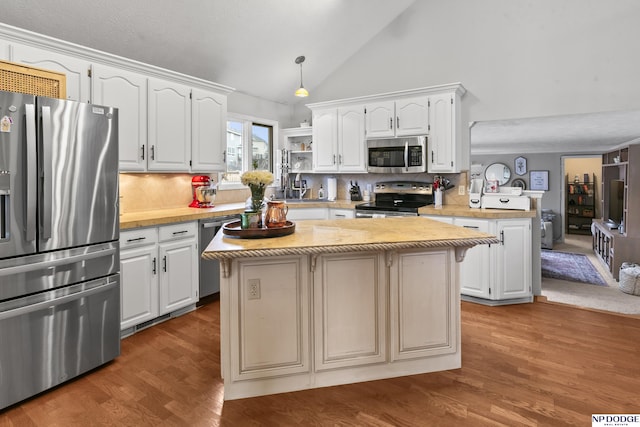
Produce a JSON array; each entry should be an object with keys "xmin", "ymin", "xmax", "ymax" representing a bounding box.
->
[
  {"xmin": 455, "ymin": 218, "xmax": 491, "ymax": 299},
  {"xmin": 120, "ymin": 245, "xmax": 159, "ymax": 330},
  {"xmin": 427, "ymin": 93, "xmax": 455, "ymax": 173},
  {"xmin": 11, "ymin": 42, "xmax": 91, "ymax": 103},
  {"xmin": 92, "ymin": 64, "xmax": 148, "ymax": 171},
  {"xmin": 148, "ymin": 78, "xmax": 192, "ymax": 171},
  {"xmin": 337, "ymin": 105, "xmax": 366, "ymax": 173},
  {"xmin": 365, "ymin": 101, "xmax": 395, "ymax": 138},
  {"xmin": 493, "ymin": 219, "xmax": 532, "ymax": 300},
  {"xmin": 191, "ymin": 88, "xmax": 227, "ymax": 172},
  {"xmin": 159, "ymin": 239, "xmax": 198, "ymax": 314},
  {"xmin": 312, "ymin": 108, "xmax": 338, "ymax": 172},
  {"xmin": 395, "ymin": 96, "xmax": 429, "ymax": 136}
]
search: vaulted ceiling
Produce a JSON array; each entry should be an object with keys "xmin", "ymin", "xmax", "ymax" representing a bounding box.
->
[
  {"xmin": 1, "ymin": 0, "xmax": 414, "ymax": 104},
  {"xmin": 3, "ymin": 0, "xmax": 639, "ymax": 154}
]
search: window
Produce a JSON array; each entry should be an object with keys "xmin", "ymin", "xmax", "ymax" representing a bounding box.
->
[{"xmin": 220, "ymin": 114, "xmax": 277, "ymax": 186}]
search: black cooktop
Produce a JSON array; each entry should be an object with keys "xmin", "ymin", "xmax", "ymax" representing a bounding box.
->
[
  {"xmin": 355, "ymin": 201, "xmax": 427, "ymax": 213},
  {"xmin": 355, "ymin": 193, "xmax": 432, "ymax": 213},
  {"xmin": 354, "ymin": 181, "xmax": 434, "ymax": 213}
]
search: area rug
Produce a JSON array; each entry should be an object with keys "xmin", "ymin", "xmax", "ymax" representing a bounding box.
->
[{"xmin": 541, "ymin": 250, "xmax": 607, "ymax": 286}]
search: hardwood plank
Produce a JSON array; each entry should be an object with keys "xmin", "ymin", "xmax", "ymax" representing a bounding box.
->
[{"xmin": 1, "ymin": 300, "xmax": 639, "ymax": 426}]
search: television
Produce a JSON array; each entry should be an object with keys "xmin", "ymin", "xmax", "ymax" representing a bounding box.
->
[{"xmin": 608, "ymin": 179, "xmax": 624, "ymax": 226}]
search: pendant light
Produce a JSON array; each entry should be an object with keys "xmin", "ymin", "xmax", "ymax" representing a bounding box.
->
[{"xmin": 294, "ymin": 55, "xmax": 309, "ymax": 97}]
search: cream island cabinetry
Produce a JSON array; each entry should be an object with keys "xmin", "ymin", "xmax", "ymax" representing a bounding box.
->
[{"xmin": 203, "ymin": 217, "xmax": 497, "ymax": 400}]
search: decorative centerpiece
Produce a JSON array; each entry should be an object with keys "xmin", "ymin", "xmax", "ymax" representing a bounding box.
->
[{"xmin": 240, "ymin": 169, "xmax": 274, "ymax": 228}]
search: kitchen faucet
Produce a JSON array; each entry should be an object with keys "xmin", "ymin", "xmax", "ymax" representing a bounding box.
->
[{"xmin": 293, "ymin": 173, "xmax": 307, "ymax": 200}]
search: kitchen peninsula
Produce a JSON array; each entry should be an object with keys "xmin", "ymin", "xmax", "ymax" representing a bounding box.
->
[{"xmin": 203, "ymin": 217, "xmax": 498, "ymax": 400}]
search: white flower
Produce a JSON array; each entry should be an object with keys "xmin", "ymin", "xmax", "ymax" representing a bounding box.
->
[{"xmin": 240, "ymin": 170, "xmax": 274, "ymax": 187}]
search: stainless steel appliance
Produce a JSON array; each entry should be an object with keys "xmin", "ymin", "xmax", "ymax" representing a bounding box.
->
[
  {"xmin": 355, "ymin": 181, "xmax": 433, "ymax": 218},
  {"xmin": 198, "ymin": 215, "xmax": 239, "ymax": 301},
  {"xmin": 0, "ymin": 90, "xmax": 120, "ymax": 410},
  {"xmin": 366, "ymin": 136, "xmax": 427, "ymax": 173}
]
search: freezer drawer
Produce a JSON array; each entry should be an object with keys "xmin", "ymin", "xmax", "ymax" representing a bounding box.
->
[
  {"xmin": 0, "ymin": 242, "xmax": 119, "ymax": 301},
  {"xmin": 0, "ymin": 274, "xmax": 120, "ymax": 410}
]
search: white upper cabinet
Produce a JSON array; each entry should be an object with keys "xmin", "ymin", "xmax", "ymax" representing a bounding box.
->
[
  {"xmin": 312, "ymin": 105, "xmax": 366, "ymax": 173},
  {"xmin": 191, "ymin": 88, "xmax": 227, "ymax": 172},
  {"xmin": 309, "ymin": 83, "xmax": 466, "ymax": 174},
  {"xmin": 396, "ymin": 96, "xmax": 429, "ymax": 136},
  {"xmin": 147, "ymin": 78, "xmax": 192, "ymax": 171},
  {"xmin": 92, "ymin": 64, "xmax": 148, "ymax": 172},
  {"xmin": 312, "ymin": 108, "xmax": 339, "ymax": 172},
  {"xmin": 1, "ymin": 25, "xmax": 233, "ymax": 174},
  {"xmin": 365, "ymin": 96, "xmax": 429, "ymax": 138},
  {"xmin": 336, "ymin": 105, "xmax": 366, "ymax": 173},
  {"xmin": 427, "ymin": 92, "xmax": 457, "ymax": 173},
  {"xmin": 10, "ymin": 42, "xmax": 91, "ymax": 103},
  {"xmin": 365, "ymin": 101, "xmax": 395, "ymax": 138}
]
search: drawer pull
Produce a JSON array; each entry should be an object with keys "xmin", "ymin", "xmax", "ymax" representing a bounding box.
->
[
  {"xmin": 499, "ymin": 198, "xmax": 510, "ymax": 203},
  {"xmin": 126, "ymin": 237, "xmax": 146, "ymax": 243},
  {"xmin": 463, "ymin": 225, "xmax": 479, "ymax": 229},
  {"xmin": 172, "ymin": 230, "xmax": 189, "ymax": 236}
]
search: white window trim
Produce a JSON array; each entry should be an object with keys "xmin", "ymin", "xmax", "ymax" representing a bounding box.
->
[{"xmin": 219, "ymin": 113, "xmax": 280, "ymax": 190}]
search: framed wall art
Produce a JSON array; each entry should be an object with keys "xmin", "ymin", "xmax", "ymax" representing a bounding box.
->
[
  {"xmin": 530, "ymin": 170, "xmax": 549, "ymax": 191},
  {"xmin": 514, "ymin": 156, "xmax": 527, "ymax": 176}
]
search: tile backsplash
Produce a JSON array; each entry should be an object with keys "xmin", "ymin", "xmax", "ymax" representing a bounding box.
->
[
  {"xmin": 119, "ymin": 171, "xmax": 468, "ymax": 214},
  {"xmin": 119, "ymin": 173, "xmax": 249, "ymax": 214}
]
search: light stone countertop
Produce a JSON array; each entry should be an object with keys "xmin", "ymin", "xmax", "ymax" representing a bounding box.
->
[
  {"xmin": 119, "ymin": 201, "xmax": 535, "ymax": 230},
  {"xmin": 419, "ymin": 205, "xmax": 536, "ymax": 218},
  {"xmin": 202, "ymin": 216, "xmax": 499, "ymax": 260},
  {"xmin": 119, "ymin": 200, "xmax": 360, "ymax": 230}
]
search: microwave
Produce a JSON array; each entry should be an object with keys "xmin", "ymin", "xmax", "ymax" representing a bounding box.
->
[{"xmin": 366, "ymin": 136, "xmax": 427, "ymax": 173}]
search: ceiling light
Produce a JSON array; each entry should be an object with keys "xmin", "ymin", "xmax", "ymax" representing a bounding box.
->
[{"xmin": 295, "ymin": 55, "xmax": 309, "ymax": 97}]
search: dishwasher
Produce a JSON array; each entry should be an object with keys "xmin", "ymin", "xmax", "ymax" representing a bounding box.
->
[{"xmin": 198, "ymin": 215, "xmax": 239, "ymax": 301}]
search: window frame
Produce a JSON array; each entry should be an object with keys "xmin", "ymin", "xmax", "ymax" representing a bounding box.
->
[{"xmin": 219, "ymin": 113, "xmax": 279, "ymax": 190}]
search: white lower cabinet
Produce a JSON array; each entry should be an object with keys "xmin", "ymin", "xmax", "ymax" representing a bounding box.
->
[
  {"xmin": 423, "ymin": 215, "xmax": 532, "ymax": 304},
  {"xmin": 120, "ymin": 222, "xmax": 199, "ymax": 332},
  {"xmin": 492, "ymin": 219, "xmax": 532, "ymax": 300},
  {"xmin": 120, "ymin": 227, "xmax": 159, "ymax": 330},
  {"xmin": 286, "ymin": 207, "xmax": 329, "ymax": 220},
  {"xmin": 328, "ymin": 208, "xmax": 355, "ymax": 219},
  {"xmin": 454, "ymin": 218, "xmax": 491, "ymax": 299}
]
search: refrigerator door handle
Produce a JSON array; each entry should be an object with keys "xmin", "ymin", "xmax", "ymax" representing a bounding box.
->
[
  {"xmin": 0, "ymin": 277, "xmax": 117, "ymax": 321},
  {"xmin": 25, "ymin": 104, "xmax": 37, "ymax": 242},
  {"xmin": 41, "ymin": 106, "xmax": 53, "ymax": 240},
  {"xmin": 0, "ymin": 245, "xmax": 117, "ymax": 277}
]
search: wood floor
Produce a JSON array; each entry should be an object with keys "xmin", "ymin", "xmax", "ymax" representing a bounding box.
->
[{"xmin": 2, "ymin": 299, "xmax": 639, "ymax": 426}]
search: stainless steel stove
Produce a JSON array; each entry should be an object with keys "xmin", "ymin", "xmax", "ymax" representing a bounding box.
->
[{"xmin": 355, "ymin": 181, "xmax": 433, "ymax": 218}]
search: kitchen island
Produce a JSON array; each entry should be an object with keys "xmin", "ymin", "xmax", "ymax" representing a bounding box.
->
[{"xmin": 203, "ymin": 217, "xmax": 498, "ymax": 400}]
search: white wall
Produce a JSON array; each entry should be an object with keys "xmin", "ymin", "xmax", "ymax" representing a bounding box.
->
[
  {"xmin": 296, "ymin": 0, "xmax": 640, "ymax": 125},
  {"xmin": 228, "ymin": 91, "xmax": 293, "ymax": 124}
]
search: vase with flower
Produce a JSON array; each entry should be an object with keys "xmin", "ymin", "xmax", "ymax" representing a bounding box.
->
[{"xmin": 240, "ymin": 169, "xmax": 274, "ymax": 228}]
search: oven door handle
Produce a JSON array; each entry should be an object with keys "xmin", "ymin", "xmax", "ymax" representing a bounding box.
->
[{"xmin": 404, "ymin": 141, "xmax": 409, "ymax": 172}]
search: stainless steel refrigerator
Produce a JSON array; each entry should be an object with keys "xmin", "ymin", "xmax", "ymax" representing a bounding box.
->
[{"xmin": 0, "ymin": 90, "xmax": 120, "ymax": 410}]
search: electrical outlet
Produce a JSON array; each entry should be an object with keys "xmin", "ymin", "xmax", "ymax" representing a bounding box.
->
[
  {"xmin": 248, "ymin": 279, "xmax": 260, "ymax": 300},
  {"xmin": 458, "ymin": 185, "xmax": 466, "ymax": 196}
]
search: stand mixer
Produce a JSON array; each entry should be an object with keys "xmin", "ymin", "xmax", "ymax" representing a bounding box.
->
[{"xmin": 189, "ymin": 175, "xmax": 216, "ymax": 208}]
